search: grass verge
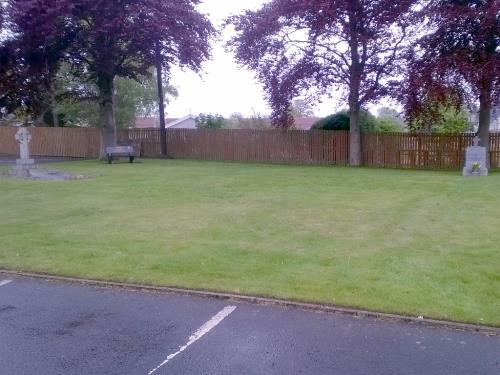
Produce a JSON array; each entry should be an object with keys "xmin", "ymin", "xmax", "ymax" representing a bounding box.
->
[{"xmin": 1, "ymin": 159, "xmax": 499, "ymax": 326}]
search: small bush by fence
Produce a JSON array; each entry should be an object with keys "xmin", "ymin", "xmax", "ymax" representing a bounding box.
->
[{"xmin": 1, "ymin": 126, "xmax": 499, "ymax": 169}]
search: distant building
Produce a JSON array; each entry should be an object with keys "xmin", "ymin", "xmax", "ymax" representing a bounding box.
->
[
  {"xmin": 135, "ymin": 117, "xmax": 162, "ymax": 128},
  {"xmin": 164, "ymin": 115, "xmax": 197, "ymax": 129},
  {"xmin": 293, "ymin": 117, "xmax": 321, "ymax": 130},
  {"xmin": 134, "ymin": 115, "xmax": 196, "ymax": 129},
  {"xmin": 489, "ymin": 107, "xmax": 500, "ymax": 131},
  {"xmin": 468, "ymin": 106, "xmax": 500, "ymax": 132}
]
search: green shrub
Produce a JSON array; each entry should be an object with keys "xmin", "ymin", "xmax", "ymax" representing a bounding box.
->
[
  {"xmin": 377, "ymin": 117, "xmax": 402, "ymax": 132},
  {"xmin": 312, "ymin": 111, "xmax": 350, "ymax": 130},
  {"xmin": 312, "ymin": 110, "xmax": 378, "ymax": 131}
]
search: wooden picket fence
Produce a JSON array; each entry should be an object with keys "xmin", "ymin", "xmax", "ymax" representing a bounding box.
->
[
  {"xmin": 1, "ymin": 126, "xmax": 500, "ymax": 169},
  {"xmin": 119, "ymin": 128, "xmax": 349, "ymax": 164},
  {"xmin": 362, "ymin": 132, "xmax": 500, "ymax": 169},
  {"xmin": 0, "ymin": 127, "xmax": 101, "ymax": 158},
  {"xmin": 134, "ymin": 129, "xmax": 349, "ymax": 165}
]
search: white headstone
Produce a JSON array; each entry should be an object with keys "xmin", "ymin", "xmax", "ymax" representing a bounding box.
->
[{"xmin": 463, "ymin": 137, "xmax": 488, "ymax": 176}]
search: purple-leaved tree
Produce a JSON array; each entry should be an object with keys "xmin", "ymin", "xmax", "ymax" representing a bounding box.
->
[
  {"xmin": 68, "ymin": 0, "xmax": 215, "ymax": 150},
  {"xmin": 1, "ymin": 0, "xmax": 215, "ymax": 152},
  {"xmin": 403, "ymin": 0, "xmax": 499, "ymax": 147},
  {"xmin": 228, "ymin": 0, "xmax": 415, "ymax": 166},
  {"xmin": 0, "ymin": 0, "xmax": 76, "ymax": 124}
]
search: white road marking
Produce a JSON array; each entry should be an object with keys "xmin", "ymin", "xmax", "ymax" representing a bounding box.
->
[
  {"xmin": 148, "ymin": 305, "xmax": 237, "ymax": 375},
  {"xmin": 0, "ymin": 280, "xmax": 12, "ymax": 287}
]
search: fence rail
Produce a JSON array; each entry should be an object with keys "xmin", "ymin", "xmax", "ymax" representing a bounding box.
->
[{"xmin": 1, "ymin": 126, "xmax": 499, "ymax": 169}]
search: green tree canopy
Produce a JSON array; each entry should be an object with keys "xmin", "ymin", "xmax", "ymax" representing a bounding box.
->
[
  {"xmin": 195, "ymin": 113, "xmax": 227, "ymax": 129},
  {"xmin": 376, "ymin": 117, "xmax": 403, "ymax": 132},
  {"xmin": 228, "ymin": 112, "xmax": 270, "ymax": 129},
  {"xmin": 430, "ymin": 107, "xmax": 470, "ymax": 134},
  {"xmin": 291, "ymin": 99, "xmax": 314, "ymax": 118},
  {"xmin": 376, "ymin": 107, "xmax": 405, "ymax": 132},
  {"xmin": 45, "ymin": 71, "xmax": 177, "ymax": 128}
]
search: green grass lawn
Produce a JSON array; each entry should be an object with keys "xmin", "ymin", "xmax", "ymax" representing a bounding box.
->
[{"xmin": 1, "ymin": 159, "xmax": 499, "ymax": 326}]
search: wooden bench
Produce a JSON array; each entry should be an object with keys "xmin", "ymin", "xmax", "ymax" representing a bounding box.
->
[{"xmin": 105, "ymin": 145, "xmax": 138, "ymax": 164}]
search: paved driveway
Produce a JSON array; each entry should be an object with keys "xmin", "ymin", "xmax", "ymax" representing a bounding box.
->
[{"xmin": 0, "ymin": 274, "xmax": 498, "ymax": 375}]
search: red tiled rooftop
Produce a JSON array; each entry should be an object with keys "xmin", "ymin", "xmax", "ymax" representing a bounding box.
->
[{"xmin": 293, "ymin": 117, "xmax": 321, "ymax": 130}]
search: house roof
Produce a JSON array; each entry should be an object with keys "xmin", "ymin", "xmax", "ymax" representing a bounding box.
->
[
  {"xmin": 165, "ymin": 115, "xmax": 196, "ymax": 128},
  {"xmin": 293, "ymin": 117, "xmax": 321, "ymax": 130},
  {"xmin": 134, "ymin": 115, "xmax": 319, "ymax": 130},
  {"xmin": 134, "ymin": 117, "xmax": 178, "ymax": 129}
]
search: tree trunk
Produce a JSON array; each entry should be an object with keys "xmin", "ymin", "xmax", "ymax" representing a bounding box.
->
[
  {"xmin": 477, "ymin": 85, "xmax": 492, "ymax": 149},
  {"xmin": 51, "ymin": 81, "xmax": 60, "ymax": 128},
  {"xmin": 34, "ymin": 113, "xmax": 45, "ymax": 127},
  {"xmin": 348, "ymin": 60, "xmax": 362, "ymax": 166},
  {"xmin": 52, "ymin": 105, "xmax": 60, "ymax": 128},
  {"xmin": 155, "ymin": 43, "xmax": 167, "ymax": 158},
  {"xmin": 347, "ymin": 3, "xmax": 362, "ymax": 167},
  {"xmin": 349, "ymin": 104, "xmax": 362, "ymax": 166},
  {"xmin": 97, "ymin": 73, "xmax": 117, "ymax": 159}
]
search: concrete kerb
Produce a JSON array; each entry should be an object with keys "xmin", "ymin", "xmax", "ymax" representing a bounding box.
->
[{"xmin": 1, "ymin": 269, "xmax": 499, "ymax": 337}]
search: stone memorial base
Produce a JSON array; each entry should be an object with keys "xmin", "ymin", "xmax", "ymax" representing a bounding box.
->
[
  {"xmin": 8, "ymin": 161, "xmax": 85, "ymax": 181},
  {"xmin": 463, "ymin": 167, "xmax": 488, "ymax": 177},
  {"xmin": 11, "ymin": 159, "xmax": 37, "ymax": 178}
]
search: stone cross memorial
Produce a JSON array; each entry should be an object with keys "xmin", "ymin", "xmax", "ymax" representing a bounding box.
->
[
  {"xmin": 9, "ymin": 127, "xmax": 81, "ymax": 180},
  {"xmin": 463, "ymin": 137, "xmax": 488, "ymax": 177},
  {"xmin": 12, "ymin": 127, "xmax": 36, "ymax": 178}
]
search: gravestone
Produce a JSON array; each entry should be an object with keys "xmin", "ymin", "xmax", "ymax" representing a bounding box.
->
[
  {"xmin": 11, "ymin": 127, "xmax": 36, "ymax": 178},
  {"xmin": 463, "ymin": 137, "xmax": 488, "ymax": 177}
]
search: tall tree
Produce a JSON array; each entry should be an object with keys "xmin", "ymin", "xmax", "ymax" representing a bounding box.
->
[
  {"xmin": 0, "ymin": 0, "xmax": 76, "ymax": 124},
  {"xmin": 155, "ymin": 42, "xmax": 168, "ymax": 157},
  {"xmin": 228, "ymin": 0, "xmax": 414, "ymax": 165},
  {"xmin": 1, "ymin": 0, "xmax": 215, "ymax": 151},
  {"xmin": 66, "ymin": 0, "xmax": 215, "ymax": 151},
  {"xmin": 291, "ymin": 99, "xmax": 315, "ymax": 117},
  {"xmin": 404, "ymin": 0, "xmax": 499, "ymax": 146},
  {"xmin": 0, "ymin": 2, "xmax": 5, "ymax": 31},
  {"xmin": 53, "ymin": 73, "xmax": 178, "ymax": 128}
]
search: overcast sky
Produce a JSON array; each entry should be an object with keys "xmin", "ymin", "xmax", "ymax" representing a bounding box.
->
[{"xmin": 167, "ymin": 0, "xmax": 349, "ymax": 119}]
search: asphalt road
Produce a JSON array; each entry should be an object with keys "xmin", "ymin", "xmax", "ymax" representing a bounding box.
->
[{"xmin": 0, "ymin": 274, "xmax": 499, "ymax": 375}]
